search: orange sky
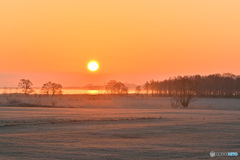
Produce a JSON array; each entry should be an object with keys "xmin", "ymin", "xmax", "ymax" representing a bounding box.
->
[{"xmin": 0, "ymin": 0, "xmax": 240, "ymax": 87}]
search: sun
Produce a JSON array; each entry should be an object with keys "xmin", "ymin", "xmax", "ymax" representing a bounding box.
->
[{"xmin": 88, "ymin": 61, "xmax": 99, "ymax": 71}]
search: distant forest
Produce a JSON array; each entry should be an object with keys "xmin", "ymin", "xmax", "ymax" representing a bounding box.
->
[
  {"xmin": 141, "ymin": 73, "xmax": 240, "ymax": 98},
  {"xmin": 1, "ymin": 73, "xmax": 240, "ymax": 99}
]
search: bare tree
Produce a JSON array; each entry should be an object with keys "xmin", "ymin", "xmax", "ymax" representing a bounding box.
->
[
  {"xmin": 18, "ymin": 79, "xmax": 34, "ymax": 96},
  {"xmin": 41, "ymin": 81, "xmax": 62, "ymax": 96},
  {"xmin": 105, "ymin": 80, "xmax": 118, "ymax": 94},
  {"xmin": 135, "ymin": 85, "xmax": 141, "ymax": 95},
  {"xmin": 105, "ymin": 80, "xmax": 128, "ymax": 94},
  {"xmin": 171, "ymin": 76, "xmax": 198, "ymax": 108},
  {"xmin": 41, "ymin": 82, "xmax": 51, "ymax": 95},
  {"xmin": 116, "ymin": 82, "xmax": 128, "ymax": 94},
  {"xmin": 143, "ymin": 81, "xmax": 150, "ymax": 95}
]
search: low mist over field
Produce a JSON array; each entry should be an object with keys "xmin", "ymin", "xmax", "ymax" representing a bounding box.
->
[{"xmin": 1, "ymin": 96, "xmax": 240, "ymax": 159}]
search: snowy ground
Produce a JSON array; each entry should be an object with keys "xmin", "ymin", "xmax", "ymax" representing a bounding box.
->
[{"xmin": 0, "ymin": 96, "xmax": 240, "ymax": 159}]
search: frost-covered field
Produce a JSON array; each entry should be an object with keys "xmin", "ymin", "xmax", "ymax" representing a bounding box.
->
[{"xmin": 0, "ymin": 96, "xmax": 240, "ymax": 159}]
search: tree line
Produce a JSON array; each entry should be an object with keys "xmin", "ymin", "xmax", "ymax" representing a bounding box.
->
[
  {"xmin": 140, "ymin": 73, "xmax": 240, "ymax": 98},
  {"xmin": 133, "ymin": 73, "xmax": 240, "ymax": 108},
  {"xmin": 12, "ymin": 73, "xmax": 240, "ymax": 105}
]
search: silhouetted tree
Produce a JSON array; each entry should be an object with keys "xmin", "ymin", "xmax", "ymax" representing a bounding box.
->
[
  {"xmin": 18, "ymin": 79, "xmax": 34, "ymax": 96},
  {"xmin": 135, "ymin": 85, "xmax": 142, "ymax": 95},
  {"xmin": 144, "ymin": 81, "xmax": 150, "ymax": 95},
  {"xmin": 105, "ymin": 80, "xmax": 118, "ymax": 94},
  {"xmin": 115, "ymin": 82, "xmax": 128, "ymax": 94},
  {"xmin": 105, "ymin": 80, "xmax": 128, "ymax": 94},
  {"xmin": 171, "ymin": 76, "xmax": 198, "ymax": 108},
  {"xmin": 41, "ymin": 81, "xmax": 62, "ymax": 96},
  {"xmin": 149, "ymin": 80, "xmax": 155, "ymax": 96}
]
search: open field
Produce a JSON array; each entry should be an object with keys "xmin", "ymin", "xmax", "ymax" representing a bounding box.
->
[{"xmin": 0, "ymin": 96, "xmax": 240, "ymax": 159}]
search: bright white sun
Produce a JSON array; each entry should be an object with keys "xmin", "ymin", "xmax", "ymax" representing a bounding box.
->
[{"xmin": 88, "ymin": 61, "xmax": 99, "ymax": 71}]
